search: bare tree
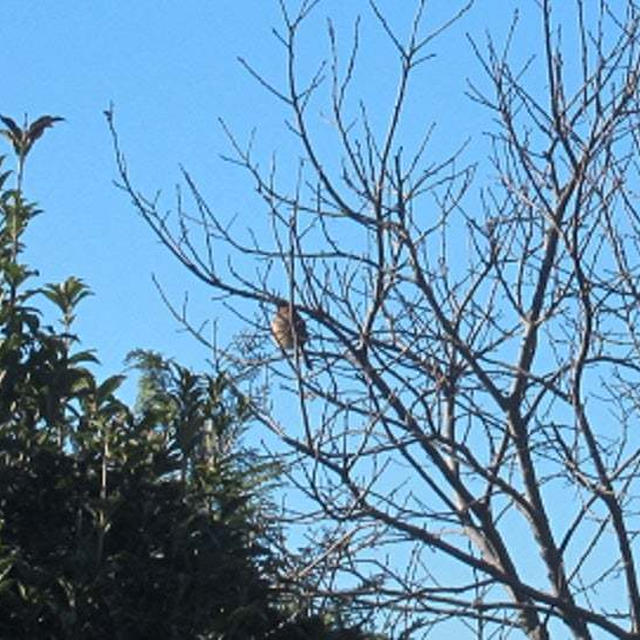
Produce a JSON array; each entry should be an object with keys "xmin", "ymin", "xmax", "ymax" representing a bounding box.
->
[{"xmin": 108, "ymin": 0, "xmax": 640, "ymax": 637}]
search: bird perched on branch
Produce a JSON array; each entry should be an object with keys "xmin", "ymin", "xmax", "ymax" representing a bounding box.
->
[{"xmin": 271, "ymin": 302, "xmax": 312, "ymax": 369}]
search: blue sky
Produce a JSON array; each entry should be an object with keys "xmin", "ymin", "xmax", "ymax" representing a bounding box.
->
[
  {"xmin": 5, "ymin": 1, "xmax": 287, "ymax": 398},
  {"xmin": 2, "ymin": 0, "xmax": 516, "ymax": 401},
  {"xmin": 5, "ymin": 2, "xmax": 631, "ymax": 636}
]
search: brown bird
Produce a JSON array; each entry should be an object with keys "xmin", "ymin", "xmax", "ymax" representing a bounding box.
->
[{"xmin": 271, "ymin": 303, "xmax": 312, "ymax": 369}]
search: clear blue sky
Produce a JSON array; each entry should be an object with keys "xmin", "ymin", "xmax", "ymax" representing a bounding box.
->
[
  {"xmin": 5, "ymin": 2, "xmax": 624, "ymax": 636},
  {"xmin": 3, "ymin": 0, "xmax": 527, "ymax": 401}
]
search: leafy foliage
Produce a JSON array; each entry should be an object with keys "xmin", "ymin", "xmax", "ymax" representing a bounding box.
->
[{"xmin": 0, "ymin": 115, "xmax": 64, "ymax": 160}]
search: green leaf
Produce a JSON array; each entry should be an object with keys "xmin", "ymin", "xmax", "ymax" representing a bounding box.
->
[
  {"xmin": 96, "ymin": 374, "xmax": 126, "ymax": 401},
  {"xmin": 27, "ymin": 115, "xmax": 64, "ymax": 144},
  {"xmin": 42, "ymin": 277, "xmax": 93, "ymax": 317},
  {"xmin": 0, "ymin": 169, "xmax": 12, "ymax": 191},
  {"xmin": 0, "ymin": 115, "xmax": 21, "ymax": 138},
  {"xmin": 68, "ymin": 349, "xmax": 100, "ymax": 365},
  {"xmin": 69, "ymin": 369, "xmax": 96, "ymax": 394}
]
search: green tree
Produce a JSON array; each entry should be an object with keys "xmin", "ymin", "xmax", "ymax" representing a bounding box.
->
[{"xmin": 0, "ymin": 118, "xmax": 379, "ymax": 639}]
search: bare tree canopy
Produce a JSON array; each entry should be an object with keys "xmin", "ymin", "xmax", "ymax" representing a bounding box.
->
[{"xmin": 110, "ymin": 1, "xmax": 640, "ymax": 637}]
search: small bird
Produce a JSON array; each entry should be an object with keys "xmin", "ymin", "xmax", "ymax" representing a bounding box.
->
[{"xmin": 271, "ymin": 302, "xmax": 312, "ymax": 369}]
